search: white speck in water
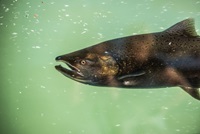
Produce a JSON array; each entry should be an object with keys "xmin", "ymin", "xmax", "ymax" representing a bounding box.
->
[
  {"xmin": 0, "ymin": 16, "xmax": 4, "ymax": 18},
  {"xmin": 61, "ymin": 9, "xmax": 66, "ymax": 12},
  {"xmin": 32, "ymin": 46, "xmax": 41, "ymax": 49},
  {"xmin": 148, "ymin": 91, "xmax": 153, "ymax": 94},
  {"xmin": 12, "ymin": 32, "xmax": 18, "ymax": 35},
  {"xmin": 168, "ymin": 42, "xmax": 172, "ymax": 45},
  {"xmin": 176, "ymin": 129, "xmax": 180, "ymax": 132},
  {"xmin": 115, "ymin": 124, "xmax": 121, "ymax": 127},
  {"xmin": 17, "ymin": 49, "xmax": 21, "ymax": 53},
  {"xmin": 97, "ymin": 33, "xmax": 103, "ymax": 39},
  {"xmin": 41, "ymin": 113, "xmax": 44, "ymax": 117},
  {"xmin": 16, "ymin": 107, "xmax": 19, "ymax": 110},
  {"xmin": 162, "ymin": 6, "xmax": 168, "ymax": 12},
  {"xmin": 162, "ymin": 106, "xmax": 168, "ymax": 110},
  {"xmin": 64, "ymin": 4, "xmax": 69, "ymax": 7},
  {"xmin": 5, "ymin": 8, "xmax": 9, "ymax": 12},
  {"xmin": 40, "ymin": 85, "xmax": 46, "ymax": 89},
  {"xmin": 162, "ymin": 117, "xmax": 166, "ymax": 120},
  {"xmin": 146, "ymin": 7, "xmax": 150, "ymax": 10},
  {"xmin": 81, "ymin": 31, "xmax": 86, "ymax": 34},
  {"xmin": 160, "ymin": 27, "xmax": 165, "ymax": 30},
  {"xmin": 19, "ymin": 91, "xmax": 22, "ymax": 94},
  {"xmin": 116, "ymin": 105, "xmax": 120, "ymax": 109},
  {"xmin": 81, "ymin": 28, "xmax": 88, "ymax": 34},
  {"xmin": 163, "ymin": 8, "xmax": 167, "ymax": 12},
  {"xmin": 93, "ymin": 92, "xmax": 97, "ymax": 94},
  {"xmin": 52, "ymin": 122, "xmax": 56, "ymax": 126},
  {"xmin": 83, "ymin": 23, "xmax": 88, "ymax": 27}
]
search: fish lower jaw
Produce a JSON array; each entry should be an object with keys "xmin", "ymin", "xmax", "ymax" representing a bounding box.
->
[
  {"xmin": 55, "ymin": 65, "xmax": 83, "ymax": 78},
  {"xmin": 55, "ymin": 65, "xmax": 94, "ymax": 84}
]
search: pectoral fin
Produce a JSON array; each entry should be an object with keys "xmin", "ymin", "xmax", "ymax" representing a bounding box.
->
[
  {"xmin": 118, "ymin": 71, "xmax": 146, "ymax": 80},
  {"xmin": 117, "ymin": 71, "xmax": 146, "ymax": 86}
]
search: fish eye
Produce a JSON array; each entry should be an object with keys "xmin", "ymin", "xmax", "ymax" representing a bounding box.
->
[{"xmin": 80, "ymin": 60, "xmax": 87, "ymax": 65}]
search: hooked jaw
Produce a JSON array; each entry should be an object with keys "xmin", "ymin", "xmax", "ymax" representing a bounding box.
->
[
  {"xmin": 55, "ymin": 56, "xmax": 91, "ymax": 83},
  {"xmin": 55, "ymin": 56, "xmax": 83, "ymax": 78}
]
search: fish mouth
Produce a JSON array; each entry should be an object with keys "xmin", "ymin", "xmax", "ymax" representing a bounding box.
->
[
  {"xmin": 55, "ymin": 59, "xmax": 91, "ymax": 83},
  {"xmin": 55, "ymin": 61, "xmax": 83, "ymax": 78}
]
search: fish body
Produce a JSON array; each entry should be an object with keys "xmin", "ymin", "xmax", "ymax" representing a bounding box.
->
[{"xmin": 55, "ymin": 18, "xmax": 200, "ymax": 100}]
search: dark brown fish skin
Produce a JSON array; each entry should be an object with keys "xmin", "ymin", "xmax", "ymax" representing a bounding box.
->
[{"xmin": 55, "ymin": 18, "xmax": 200, "ymax": 100}]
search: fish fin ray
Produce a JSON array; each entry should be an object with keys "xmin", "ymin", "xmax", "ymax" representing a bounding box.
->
[
  {"xmin": 164, "ymin": 18, "xmax": 199, "ymax": 37},
  {"xmin": 159, "ymin": 67, "xmax": 199, "ymax": 100},
  {"xmin": 186, "ymin": 77, "xmax": 200, "ymax": 88},
  {"xmin": 180, "ymin": 86, "xmax": 200, "ymax": 101}
]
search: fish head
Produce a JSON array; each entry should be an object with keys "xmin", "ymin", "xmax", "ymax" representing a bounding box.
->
[{"xmin": 55, "ymin": 48, "xmax": 119, "ymax": 85}]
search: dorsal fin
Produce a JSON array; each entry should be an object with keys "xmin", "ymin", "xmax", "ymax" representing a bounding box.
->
[{"xmin": 164, "ymin": 18, "xmax": 198, "ymax": 37}]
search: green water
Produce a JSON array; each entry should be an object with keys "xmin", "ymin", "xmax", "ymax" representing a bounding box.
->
[{"xmin": 1, "ymin": 0, "xmax": 200, "ymax": 134}]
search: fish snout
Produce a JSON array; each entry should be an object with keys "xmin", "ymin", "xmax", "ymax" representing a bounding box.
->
[
  {"xmin": 55, "ymin": 55, "xmax": 75, "ymax": 63},
  {"xmin": 55, "ymin": 55, "xmax": 70, "ymax": 62},
  {"xmin": 55, "ymin": 56, "xmax": 63, "ymax": 61}
]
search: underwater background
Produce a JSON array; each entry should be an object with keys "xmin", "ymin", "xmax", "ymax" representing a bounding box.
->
[{"xmin": 0, "ymin": 0, "xmax": 200, "ymax": 134}]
